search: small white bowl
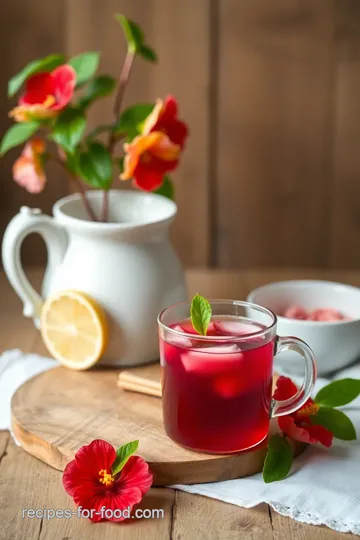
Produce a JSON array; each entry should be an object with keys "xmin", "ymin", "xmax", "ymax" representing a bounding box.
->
[{"xmin": 247, "ymin": 280, "xmax": 360, "ymax": 375}]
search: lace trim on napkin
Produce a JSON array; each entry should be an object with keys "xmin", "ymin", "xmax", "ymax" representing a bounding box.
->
[{"xmin": 269, "ymin": 502, "xmax": 360, "ymax": 535}]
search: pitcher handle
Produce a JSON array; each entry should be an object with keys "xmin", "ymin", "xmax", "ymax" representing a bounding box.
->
[{"xmin": 2, "ymin": 206, "xmax": 68, "ymax": 327}]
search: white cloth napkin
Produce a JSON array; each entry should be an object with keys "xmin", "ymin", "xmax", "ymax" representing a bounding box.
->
[
  {"xmin": 1, "ymin": 349, "xmax": 360, "ymax": 534},
  {"xmin": 0, "ymin": 349, "xmax": 56, "ymax": 431},
  {"xmin": 174, "ymin": 366, "xmax": 360, "ymax": 536}
]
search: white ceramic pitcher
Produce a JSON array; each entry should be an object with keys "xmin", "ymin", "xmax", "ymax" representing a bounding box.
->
[{"xmin": 2, "ymin": 190, "xmax": 187, "ymax": 366}]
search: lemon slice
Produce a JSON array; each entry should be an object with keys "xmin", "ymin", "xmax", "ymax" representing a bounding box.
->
[{"xmin": 40, "ymin": 290, "xmax": 108, "ymax": 370}]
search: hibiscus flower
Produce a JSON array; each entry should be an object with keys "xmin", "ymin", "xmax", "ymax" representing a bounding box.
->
[
  {"xmin": 13, "ymin": 138, "xmax": 46, "ymax": 193},
  {"xmin": 63, "ymin": 439, "xmax": 153, "ymax": 523},
  {"xmin": 10, "ymin": 65, "xmax": 76, "ymax": 122},
  {"xmin": 274, "ymin": 376, "xmax": 333, "ymax": 447},
  {"xmin": 121, "ymin": 95, "xmax": 188, "ymax": 191}
]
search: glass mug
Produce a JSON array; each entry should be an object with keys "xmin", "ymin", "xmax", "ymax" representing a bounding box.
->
[{"xmin": 158, "ymin": 300, "xmax": 317, "ymax": 454}]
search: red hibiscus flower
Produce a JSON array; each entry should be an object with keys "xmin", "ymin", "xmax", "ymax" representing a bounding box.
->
[
  {"xmin": 13, "ymin": 137, "xmax": 46, "ymax": 193},
  {"xmin": 121, "ymin": 95, "xmax": 188, "ymax": 191},
  {"xmin": 274, "ymin": 376, "xmax": 333, "ymax": 447},
  {"xmin": 63, "ymin": 439, "xmax": 153, "ymax": 523},
  {"xmin": 10, "ymin": 65, "xmax": 76, "ymax": 122}
]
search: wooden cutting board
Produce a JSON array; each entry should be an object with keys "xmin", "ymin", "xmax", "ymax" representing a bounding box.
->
[{"xmin": 11, "ymin": 364, "xmax": 305, "ymax": 486}]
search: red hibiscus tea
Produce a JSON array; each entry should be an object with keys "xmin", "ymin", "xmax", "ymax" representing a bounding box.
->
[
  {"xmin": 159, "ymin": 316, "xmax": 274, "ymax": 453},
  {"xmin": 158, "ymin": 300, "xmax": 317, "ymax": 454}
]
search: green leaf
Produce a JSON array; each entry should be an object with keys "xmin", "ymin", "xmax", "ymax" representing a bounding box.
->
[
  {"xmin": 113, "ymin": 103, "xmax": 154, "ymax": 138},
  {"xmin": 86, "ymin": 125, "xmax": 113, "ymax": 141},
  {"xmin": 312, "ymin": 407, "xmax": 356, "ymax": 441},
  {"xmin": 8, "ymin": 54, "xmax": 65, "ymax": 97},
  {"xmin": 78, "ymin": 75, "xmax": 116, "ymax": 108},
  {"xmin": 69, "ymin": 52, "xmax": 100, "ymax": 87},
  {"xmin": 190, "ymin": 294, "xmax": 212, "ymax": 336},
  {"xmin": 116, "ymin": 157, "xmax": 124, "ymax": 175},
  {"xmin": 115, "ymin": 14, "xmax": 144, "ymax": 53},
  {"xmin": 112, "ymin": 440, "xmax": 139, "ymax": 477},
  {"xmin": 0, "ymin": 122, "xmax": 40, "ymax": 156},
  {"xmin": 139, "ymin": 45, "xmax": 158, "ymax": 63},
  {"xmin": 263, "ymin": 435, "xmax": 293, "ymax": 483},
  {"xmin": 79, "ymin": 142, "xmax": 113, "ymax": 190},
  {"xmin": 64, "ymin": 151, "xmax": 80, "ymax": 175},
  {"xmin": 154, "ymin": 176, "xmax": 174, "ymax": 200},
  {"xmin": 315, "ymin": 379, "xmax": 360, "ymax": 408},
  {"xmin": 52, "ymin": 108, "xmax": 86, "ymax": 154}
]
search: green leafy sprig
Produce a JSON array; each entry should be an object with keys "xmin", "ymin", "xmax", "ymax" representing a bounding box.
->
[{"xmin": 263, "ymin": 379, "xmax": 360, "ymax": 483}]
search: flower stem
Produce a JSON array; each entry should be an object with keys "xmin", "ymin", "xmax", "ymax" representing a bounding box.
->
[
  {"xmin": 101, "ymin": 50, "xmax": 135, "ymax": 223},
  {"xmin": 49, "ymin": 151, "xmax": 98, "ymax": 222},
  {"xmin": 100, "ymin": 190, "xmax": 109, "ymax": 222},
  {"xmin": 74, "ymin": 178, "xmax": 98, "ymax": 222},
  {"xmin": 113, "ymin": 50, "xmax": 135, "ymax": 126}
]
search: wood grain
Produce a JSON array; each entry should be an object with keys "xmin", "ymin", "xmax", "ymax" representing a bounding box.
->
[
  {"xmin": 65, "ymin": 0, "xmax": 211, "ymax": 267},
  {"xmin": 216, "ymin": 0, "xmax": 334, "ymax": 268},
  {"xmin": 0, "ymin": 434, "xmax": 175, "ymax": 540},
  {"xmin": 330, "ymin": 0, "xmax": 360, "ymax": 268},
  {"xmin": 270, "ymin": 510, "xmax": 358, "ymax": 540},
  {"xmin": 173, "ymin": 493, "xmax": 273, "ymax": 540},
  {"xmin": 1, "ymin": 268, "xmax": 359, "ymax": 538},
  {"xmin": 2, "ymin": 1, "xmax": 360, "ymax": 269},
  {"xmin": 150, "ymin": 0, "xmax": 211, "ymax": 267},
  {"xmin": 11, "ymin": 366, "xmax": 304, "ymax": 485},
  {"xmin": 0, "ymin": 0, "xmax": 69, "ymax": 267},
  {"xmin": 0, "ymin": 435, "xmax": 356, "ymax": 540},
  {"xmin": 118, "ymin": 364, "xmax": 162, "ymax": 397}
]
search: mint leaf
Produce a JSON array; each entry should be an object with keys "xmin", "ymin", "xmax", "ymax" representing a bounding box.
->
[
  {"xmin": 315, "ymin": 379, "xmax": 360, "ymax": 408},
  {"xmin": 312, "ymin": 407, "xmax": 356, "ymax": 441},
  {"xmin": 69, "ymin": 52, "xmax": 100, "ymax": 87},
  {"xmin": 190, "ymin": 294, "xmax": 212, "ymax": 335},
  {"xmin": 263, "ymin": 434, "xmax": 293, "ymax": 483},
  {"xmin": 0, "ymin": 122, "xmax": 40, "ymax": 156},
  {"xmin": 79, "ymin": 75, "xmax": 116, "ymax": 108},
  {"xmin": 116, "ymin": 14, "xmax": 144, "ymax": 54},
  {"xmin": 113, "ymin": 103, "xmax": 154, "ymax": 138},
  {"xmin": 52, "ymin": 108, "xmax": 86, "ymax": 154},
  {"xmin": 8, "ymin": 54, "xmax": 65, "ymax": 97},
  {"xmin": 112, "ymin": 440, "xmax": 139, "ymax": 477},
  {"xmin": 154, "ymin": 176, "xmax": 174, "ymax": 200},
  {"xmin": 79, "ymin": 142, "xmax": 113, "ymax": 190},
  {"xmin": 139, "ymin": 45, "xmax": 158, "ymax": 63}
]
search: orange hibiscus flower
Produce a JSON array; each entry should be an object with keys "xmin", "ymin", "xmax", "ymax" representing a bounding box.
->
[
  {"xmin": 13, "ymin": 138, "xmax": 46, "ymax": 193},
  {"xmin": 121, "ymin": 96, "xmax": 188, "ymax": 191}
]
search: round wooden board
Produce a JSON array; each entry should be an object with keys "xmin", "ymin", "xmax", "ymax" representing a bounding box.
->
[{"xmin": 11, "ymin": 367, "xmax": 305, "ymax": 486}]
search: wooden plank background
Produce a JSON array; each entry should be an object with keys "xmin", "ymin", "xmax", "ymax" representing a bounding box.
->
[{"xmin": 1, "ymin": 0, "xmax": 360, "ymax": 269}]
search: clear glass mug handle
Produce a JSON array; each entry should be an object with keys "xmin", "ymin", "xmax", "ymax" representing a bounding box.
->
[{"xmin": 272, "ymin": 336, "xmax": 317, "ymax": 417}]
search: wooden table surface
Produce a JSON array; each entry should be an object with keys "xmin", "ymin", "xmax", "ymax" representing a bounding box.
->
[{"xmin": 1, "ymin": 267, "xmax": 359, "ymax": 540}]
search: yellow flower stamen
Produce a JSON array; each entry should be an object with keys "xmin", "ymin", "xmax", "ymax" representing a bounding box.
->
[
  {"xmin": 99, "ymin": 468, "xmax": 114, "ymax": 487},
  {"xmin": 297, "ymin": 402, "xmax": 319, "ymax": 417},
  {"xmin": 42, "ymin": 95, "xmax": 56, "ymax": 108}
]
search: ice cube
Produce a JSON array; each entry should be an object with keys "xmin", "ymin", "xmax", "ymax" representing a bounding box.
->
[
  {"xmin": 161, "ymin": 326, "xmax": 193, "ymax": 366},
  {"xmin": 172, "ymin": 321, "xmax": 218, "ymax": 336},
  {"xmin": 180, "ymin": 344, "xmax": 243, "ymax": 374},
  {"xmin": 167, "ymin": 325, "xmax": 193, "ymax": 348},
  {"xmin": 213, "ymin": 320, "xmax": 263, "ymax": 336}
]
